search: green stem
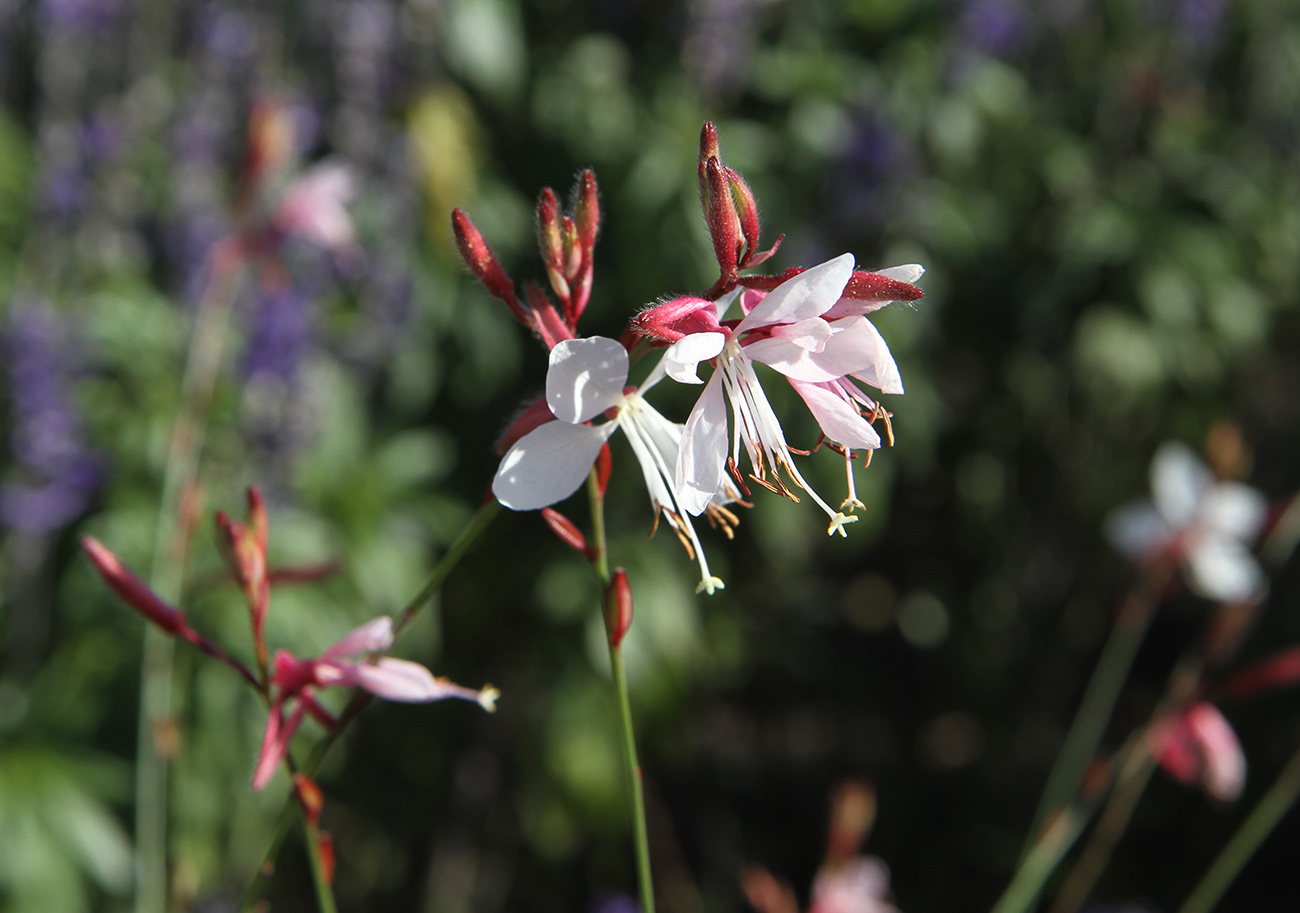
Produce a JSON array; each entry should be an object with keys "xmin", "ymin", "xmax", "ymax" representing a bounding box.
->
[
  {"xmin": 990, "ymin": 805, "xmax": 1091, "ymax": 913},
  {"xmin": 136, "ymin": 247, "xmax": 244, "ymax": 913},
  {"xmin": 587, "ymin": 470, "xmax": 656, "ymax": 913},
  {"xmin": 302, "ymin": 821, "xmax": 339, "ymax": 913},
  {"xmin": 239, "ymin": 497, "xmax": 502, "ymax": 912},
  {"xmin": 1179, "ymin": 741, "xmax": 1300, "ymax": 913},
  {"xmin": 1023, "ymin": 561, "xmax": 1172, "ymax": 857}
]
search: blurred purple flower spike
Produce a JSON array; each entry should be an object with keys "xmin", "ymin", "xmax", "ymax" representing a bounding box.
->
[{"xmin": 1, "ymin": 299, "xmax": 105, "ymax": 533}]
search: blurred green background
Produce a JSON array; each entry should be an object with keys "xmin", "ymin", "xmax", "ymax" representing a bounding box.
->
[{"xmin": 2, "ymin": 0, "xmax": 1300, "ymax": 910}]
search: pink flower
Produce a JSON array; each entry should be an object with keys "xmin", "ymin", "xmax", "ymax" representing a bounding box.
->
[
  {"xmin": 808, "ymin": 858, "xmax": 898, "ymax": 913},
  {"xmin": 253, "ymin": 617, "xmax": 497, "ymax": 789},
  {"xmin": 1105, "ymin": 443, "xmax": 1268, "ymax": 603},
  {"xmin": 272, "ymin": 162, "xmax": 360, "ymax": 262},
  {"xmin": 1155, "ymin": 701, "xmax": 1246, "ymax": 802},
  {"xmin": 656, "ymin": 255, "xmax": 913, "ymax": 535}
]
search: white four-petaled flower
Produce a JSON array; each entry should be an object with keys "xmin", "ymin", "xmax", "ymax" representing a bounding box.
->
[
  {"xmin": 1105, "ymin": 442, "xmax": 1269, "ymax": 603},
  {"xmin": 493, "ymin": 336, "xmax": 730, "ymax": 594}
]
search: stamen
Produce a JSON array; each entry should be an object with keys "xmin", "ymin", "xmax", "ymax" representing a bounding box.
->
[{"xmin": 727, "ymin": 456, "xmax": 752, "ymax": 497}]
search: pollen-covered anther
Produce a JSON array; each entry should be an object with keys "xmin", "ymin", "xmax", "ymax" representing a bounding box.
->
[
  {"xmin": 704, "ymin": 503, "xmax": 741, "ymax": 539},
  {"xmin": 727, "ymin": 457, "xmax": 753, "ymax": 497}
]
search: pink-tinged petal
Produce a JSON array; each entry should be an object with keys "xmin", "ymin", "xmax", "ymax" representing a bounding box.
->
[
  {"xmin": 844, "ymin": 320, "xmax": 904, "ymax": 395},
  {"xmin": 738, "ymin": 254, "xmax": 855, "ymax": 332},
  {"xmin": 1186, "ymin": 536, "xmax": 1266, "ymax": 603},
  {"xmin": 809, "ymin": 857, "xmax": 896, "ymax": 913},
  {"xmin": 354, "ymin": 658, "xmax": 491, "ymax": 703},
  {"xmin": 253, "ymin": 700, "xmax": 305, "ymax": 791},
  {"xmin": 323, "ymin": 616, "xmax": 394, "ymax": 661},
  {"xmin": 1158, "ymin": 703, "xmax": 1245, "ymax": 802},
  {"xmin": 274, "ymin": 163, "xmax": 358, "ymax": 257},
  {"xmin": 664, "ymin": 332, "xmax": 726, "ymax": 384},
  {"xmin": 1203, "ymin": 483, "xmax": 1269, "ymax": 543},
  {"xmin": 546, "ymin": 337, "xmax": 629, "ymax": 424},
  {"xmin": 676, "ymin": 373, "xmax": 731, "ymax": 516},
  {"xmin": 790, "ymin": 381, "xmax": 882, "ymax": 451},
  {"xmin": 1152, "ymin": 443, "xmax": 1212, "ymax": 528},
  {"xmin": 493, "ymin": 421, "xmax": 617, "ymax": 511},
  {"xmin": 1104, "ymin": 503, "xmax": 1173, "ymax": 559}
]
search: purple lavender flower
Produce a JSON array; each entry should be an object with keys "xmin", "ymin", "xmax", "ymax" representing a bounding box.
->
[
  {"xmin": 1175, "ymin": 0, "xmax": 1227, "ymax": 54},
  {"xmin": 681, "ymin": 0, "xmax": 758, "ymax": 97},
  {"xmin": 1, "ymin": 299, "xmax": 104, "ymax": 533},
  {"xmin": 828, "ymin": 111, "xmax": 916, "ymax": 236},
  {"xmin": 244, "ymin": 285, "xmax": 312, "ymax": 386},
  {"xmin": 959, "ymin": 0, "xmax": 1030, "ymax": 58}
]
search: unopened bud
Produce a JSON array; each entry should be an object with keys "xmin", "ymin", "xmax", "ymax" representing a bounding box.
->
[
  {"xmin": 537, "ymin": 189, "xmax": 568, "ymax": 302},
  {"xmin": 452, "ymin": 209, "xmax": 517, "ymax": 305},
  {"xmin": 81, "ymin": 537, "xmax": 187, "ymax": 636},
  {"xmin": 698, "ymin": 122, "xmax": 721, "ymax": 206},
  {"xmin": 844, "ymin": 270, "xmax": 925, "ymax": 303},
  {"xmin": 541, "ymin": 508, "xmax": 593, "ymax": 560},
  {"xmin": 317, "ymin": 831, "xmax": 336, "ymax": 884},
  {"xmin": 724, "ymin": 167, "xmax": 762, "ymax": 268},
  {"xmin": 247, "ymin": 486, "xmax": 268, "ymax": 553},
  {"xmin": 575, "ymin": 170, "xmax": 600, "ymax": 250},
  {"xmin": 293, "ymin": 773, "xmax": 325, "ymax": 825},
  {"xmin": 631, "ymin": 295, "xmax": 723, "ymax": 344},
  {"xmin": 595, "ymin": 443, "xmax": 613, "ymax": 498},
  {"xmin": 604, "ymin": 569, "xmax": 633, "ymax": 647},
  {"xmin": 704, "ymin": 158, "xmax": 740, "ymax": 278}
]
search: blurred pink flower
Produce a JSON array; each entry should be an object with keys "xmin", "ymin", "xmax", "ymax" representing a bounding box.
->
[
  {"xmin": 272, "ymin": 161, "xmax": 360, "ymax": 261},
  {"xmin": 253, "ymin": 616, "xmax": 497, "ymax": 789},
  {"xmin": 1105, "ymin": 442, "xmax": 1268, "ymax": 603},
  {"xmin": 1155, "ymin": 701, "xmax": 1245, "ymax": 802}
]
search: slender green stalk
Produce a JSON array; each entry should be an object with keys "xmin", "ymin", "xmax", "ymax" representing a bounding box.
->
[
  {"xmin": 990, "ymin": 805, "xmax": 1091, "ymax": 913},
  {"xmin": 1023, "ymin": 561, "xmax": 1173, "ymax": 857},
  {"xmin": 1179, "ymin": 741, "xmax": 1300, "ymax": 913},
  {"xmin": 302, "ymin": 821, "xmax": 339, "ymax": 913},
  {"xmin": 239, "ymin": 497, "xmax": 502, "ymax": 912},
  {"xmin": 136, "ymin": 248, "xmax": 244, "ymax": 913},
  {"xmin": 587, "ymin": 470, "xmax": 655, "ymax": 913}
]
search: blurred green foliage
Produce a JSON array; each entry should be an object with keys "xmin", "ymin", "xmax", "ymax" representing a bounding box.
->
[{"xmin": 2, "ymin": 0, "xmax": 1300, "ymax": 911}]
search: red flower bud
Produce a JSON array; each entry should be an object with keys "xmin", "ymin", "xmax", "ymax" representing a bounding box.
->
[
  {"xmin": 1226, "ymin": 647, "xmax": 1300, "ymax": 698},
  {"xmin": 293, "ymin": 773, "xmax": 325, "ymax": 825},
  {"xmin": 541, "ymin": 508, "xmax": 593, "ymax": 560},
  {"xmin": 81, "ymin": 537, "xmax": 186, "ymax": 635},
  {"xmin": 604, "ymin": 568, "xmax": 634, "ymax": 647},
  {"xmin": 631, "ymin": 295, "xmax": 723, "ymax": 344},
  {"xmin": 595, "ymin": 443, "xmax": 613, "ymax": 498},
  {"xmin": 575, "ymin": 169, "xmax": 600, "ymax": 251},
  {"xmin": 452, "ymin": 208, "xmax": 519, "ymax": 308},
  {"xmin": 844, "ymin": 270, "xmax": 924, "ymax": 303},
  {"xmin": 317, "ymin": 831, "xmax": 336, "ymax": 884},
  {"xmin": 698, "ymin": 122, "xmax": 721, "ymax": 207},
  {"xmin": 704, "ymin": 157, "xmax": 740, "ymax": 279}
]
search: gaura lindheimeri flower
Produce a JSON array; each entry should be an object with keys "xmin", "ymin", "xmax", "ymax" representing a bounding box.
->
[
  {"xmin": 657, "ymin": 254, "xmax": 912, "ymax": 535},
  {"xmin": 253, "ymin": 616, "xmax": 498, "ymax": 790},
  {"xmin": 492, "ymin": 336, "xmax": 735, "ymax": 595},
  {"xmin": 1105, "ymin": 442, "xmax": 1269, "ymax": 604},
  {"xmin": 1154, "ymin": 701, "xmax": 1246, "ymax": 803}
]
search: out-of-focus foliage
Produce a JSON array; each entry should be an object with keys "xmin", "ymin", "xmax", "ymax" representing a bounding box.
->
[{"xmin": 2, "ymin": 0, "xmax": 1299, "ymax": 911}]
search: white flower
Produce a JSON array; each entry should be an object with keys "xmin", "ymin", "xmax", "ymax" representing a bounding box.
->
[
  {"xmin": 664, "ymin": 254, "xmax": 905, "ymax": 536},
  {"xmin": 492, "ymin": 336, "xmax": 730, "ymax": 594},
  {"xmin": 1105, "ymin": 442, "xmax": 1269, "ymax": 603}
]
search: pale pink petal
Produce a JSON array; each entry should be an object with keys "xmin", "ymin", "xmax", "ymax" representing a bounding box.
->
[
  {"xmin": 546, "ymin": 337, "xmax": 629, "ymax": 424},
  {"xmin": 275, "ymin": 163, "xmax": 358, "ymax": 255},
  {"xmin": 1203, "ymin": 483, "xmax": 1269, "ymax": 543},
  {"xmin": 738, "ymin": 254, "xmax": 855, "ymax": 332},
  {"xmin": 747, "ymin": 318, "xmax": 901, "ymax": 391},
  {"xmin": 790, "ymin": 381, "xmax": 882, "ymax": 451},
  {"xmin": 1104, "ymin": 503, "xmax": 1173, "ymax": 559},
  {"xmin": 676, "ymin": 373, "xmax": 731, "ymax": 516},
  {"xmin": 1159, "ymin": 703, "xmax": 1246, "ymax": 802},
  {"xmin": 323, "ymin": 616, "xmax": 394, "ymax": 661},
  {"xmin": 844, "ymin": 320, "xmax": 904, "ymax": 395},
  {"xmin": 663, "ymin": 331, "xmax": 727, "ymax": 384},
  {"xmin": 1186, "ymin": 536, "xmax": 1266, "ymax": 603},
  {"xmin": 350, "ymin": 658, "xmax": 463, "ymax": 702},
  {"xmin": 809, "ymin": 857, "xmax": 896, "ymax": 913},
  {"xmin": 1152, "ymin": 443, "xmax": 1212, "ymax": 528},
  {"xmin": 252, "ymin": 700, "xmax": 304, "ymax": 790},
  {"xmin": 493, "ymin": 420, "xmax": 617, "ymax": 510},
  {"xmin": 771, "ymin": 317, "xmax": 833, "ymax": 352}
]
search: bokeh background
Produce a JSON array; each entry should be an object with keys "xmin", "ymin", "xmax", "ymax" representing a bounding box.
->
[{"xmin": 3, "ymin": 0, "xmax": 1300, "ymax": 910}]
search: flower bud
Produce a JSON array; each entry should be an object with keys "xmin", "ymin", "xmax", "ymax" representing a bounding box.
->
[
  {"xmin": 595, "ymin": 443, "xmax": 613, "ymax": 498},
  {"xmin": 1226, "ymin": 647, "xmax": 1300, "ymax": 698},
  {"xmin": 604, "ymin": 568, "xmax": 633, "ymax": 647},
  {"xmin": 541, "ymin": 507, "xmax": 593, "ymax": 560},
  {"xmin": 631, "ymin": 295, "xmax": 723, "ymax": 344},
  {"xmin": 575, "ymin": 169, "xmax": 600, "ymax": 251},
  {"xmin": 844, "ymin": 270, "xmax": 925, "ymax": 303},
  {"xmin": 81, "ymin": 537, "xmax": 186, "ymax": 636},
  {"xmin": 293, "ymin": 773, "xmax": 325, "ymax": 825},
  {"xmin": 698, "ymin": 122, "xmax": 721, "ymax": 206},
  {"xmin": 451, "ymin": 208, "xmax": 518, "ymax": 306},
  {"xmin": 704, "ymin": 157, "xmax": 740, "ymax": 279},
  {"xmin": 537, "ymin": 188, "xmax": 568, "ymax": 301}
]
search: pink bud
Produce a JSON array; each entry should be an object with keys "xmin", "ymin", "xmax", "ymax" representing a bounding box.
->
[
  {"xmin": 845, "ymin": 271, "xmax": 925, "ymax": 303},
  {"xmin": 541, "ymin": 508, "xmax": 593, "ymax": 560},
  {"xmin": 537, "ymin": 188, "xmax": 568, "ymax": 302},
  {"xmin": 452, "ymin": 209, "xmax": 519, "ymax": 308},
  {"xmin": 604, "ymin": 569, "xmax": 633, "ymax": 647},
  {"xmin": 704, "ymin": 157, "xmax": 740, "ymax": 279},
  {"xmin": 81, "ymin": 537, "xmax": 186, "ymax": 636},
  {"xmin": 575, "ymin": 170, "xmax": 600, "ymax": 251},
  {"xmin": 698, "ymin": 122, "xmax": 721, "ymax": 207},
  {"xmin": 725, "ymin": 166, "xmax": 762, "ymax": 268},
  {"xmin": 631, "ymin": 295, "xmax": 723, "ymax": 344},
  {"xmin": 247, "ymin": 486, "xmax": 268, "ymax": 552}
]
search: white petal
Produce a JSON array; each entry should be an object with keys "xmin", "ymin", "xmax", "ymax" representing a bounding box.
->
[
  {"xmin": 790, "ymin": 381, "xmax": 881, "ymax": 451},
  {"xmin": 738, "ymin": 254, "xmax": 855, "ymax": 331},
  {"xmin": 493, "ymin": 421, "xmax": 616, "ymax": 510},
  {"xmin": 1152, "ymin": 443, "xmax": 1212, "ymax": 528},
  {"xmin": 1104, "ymin": 503, "xmax": 1172, "ymax": 558},
  {"xmin": 664, "ymin": 332, "xmax": 726, "ymax": 384},
  {"xmin": 323, "ymin": 617, "xmax": 394, "ymax": 660},
  {"xmin": 1186, "ymin": 536, "xmax": 1267, "ymax": 603},
  {"xmin": 1203, "ymin": 483, "xmax": 1269, "ymax": 543},
  {"xmin": 676, "ymin": 374, "xmax": 731, "ymax": 516},
  {"xmin": 875, "ymin": 263, "xmax": 925, "ymax": 283},
  {"xmin": 546, "ymin": 337, "xmax": 628, "ymax": 424},
  {"xmin": 1186, "ymin": 703, "xmax": 1246, "ymax": 802},
  {"xmin": 845, "ymin": 319, "xmax": 905, "ymax": 394},
  {"xmin": 771, "ymin": 317, "xmax": 833, "ymax": 352}
]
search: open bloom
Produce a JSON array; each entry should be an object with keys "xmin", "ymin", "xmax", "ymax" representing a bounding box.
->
[
  {"xmin": 253, "ymin": 616, "xmax": 497, "ymax": 789},
  {"xmin": 492, "ymin": 336, "xmax": 734, "ymax": 594},
  {"xmin": 659, "ymin": 254, "xmax": 911, "ymax": 535},
  {"xmin": 1105, "ymin": 442, "xmax": 1268, "ymax": 603}
]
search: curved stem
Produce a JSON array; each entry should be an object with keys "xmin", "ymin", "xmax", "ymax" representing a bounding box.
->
[
  {"xmin": 239, "ymin": 497, "xmax": 502, "ymax": 912},
  {"xmin": 136, "ymin": 245, "xmax": 244, "ymax": 913},
  {"xmin": 587, "ymin": 470, "xmax": 656, "ymax": 913},
  {"xmin": 1179, "ymin": 741, "xmax": 1300, "ymax": 913}
]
